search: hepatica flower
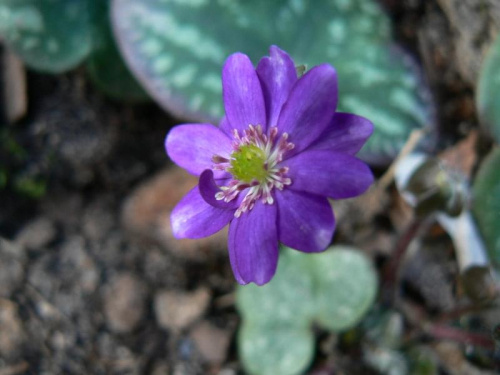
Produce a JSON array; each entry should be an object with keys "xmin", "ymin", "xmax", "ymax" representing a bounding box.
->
[{"xmin": 166, "ymin": 46, "xmax": 374, "ymax": 285}]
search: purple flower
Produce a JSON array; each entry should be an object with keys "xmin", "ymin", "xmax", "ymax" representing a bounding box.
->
[{"xmin": 165, "ymin": 46, "xmax": 374, "ymax": 285}]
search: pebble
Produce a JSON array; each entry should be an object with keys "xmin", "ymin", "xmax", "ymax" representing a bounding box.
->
[
  {"xmin": 104, "ymin": 273, "xmax": 148, "ymax": 333},
  {"xmin": 82, "ymin": 197, "xmax": 115, "ymax": 242},
  {"xmin": 151, "ymin": 361, "xmax": 170, "ymax": 375},
  {"xmin": 154, "ymin": 287, "xmax": 211, "ymax": 331},
  {"xmin": 122, "ymin": 167, "xmax": 227, "ymax": 260},
  {"xmin": 0, "ymin": 299, "xmax": 25, "ymax": 360},
  {"xmin": 0, "ymin": 238, "xmax": 25, "ymax": 298},
  {"xmin": 190, "ymin": 321, "xmax": 231, "ymax": 364},
  {"xmin": 59, "ymin": 237, "xmax": 99, "ymax": 294},
  {"xmin": 15, "ymin": 216, "xmax": 57, "ymax": 251}
]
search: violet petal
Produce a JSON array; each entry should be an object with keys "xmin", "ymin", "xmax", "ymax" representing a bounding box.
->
[
  {"xmin": 222, "ymin": 53, "xmax": 266, "ymax": 133},
  {"xmin": 228, "ymin": 201, "xmax": 278, "ymax": 285},
  {"xmin": 199, "ymin": 169, "xmax": 239, "ymax": 209},
  {"xmin": 166, "ymin": 124, "xmax": 232, "ymax": 177},
  {"xmin": 276, "ymin": 189, "xmax": 335, "ymax": 252},
  {"xmin": 277, "ymin": 64, "xmax": 338, "ymax": 155},
  {"xmin": 307, "ymin": 113, "xmax": 374, "ymax": 155},
  {"xmin": 171, "ymin": 186, "xmax": 234, "ymax": 239},
  {"xmin": 219, "ymin": 116, "xmax": 233, "ymax": 137},
  {"xmin": 256, "ymin": 45, "xmax": 297, "ymax": 128},
  {"xmin": 228, "ymin": 219, "xmax": 248, "ymax": 285},
  {"xmin": 284, "ymin": 150, "xmax": 374, "ymax": 199}
]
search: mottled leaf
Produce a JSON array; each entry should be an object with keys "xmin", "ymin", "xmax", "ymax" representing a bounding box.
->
[
  {"xmin": 239, "ymin": 322, "xmax": 315, "ymax": 375},
  {"xmin": 312, "ymin": 246, "xmax": 378, "ymax": 331},
  {"xmin": 472, "ymin": 147, "xmax": 500, "ymax": 270},
  {"xmin": 0, "ymin": 0, "xmax": 93, "ymax": 72},
  {"xmin": 236, "ymin": 246, "xmax": 378, "ymax": 375},
  {"xmin": 236, "ymin": 248, "xmax": 315, "ymax": 327},
  {"xmin": 112, "ymin": 0, "xmax": 432, "ymax": 163},
  {"xmin": 477, "ymin": 32, "xmax": 500, "ymax": 143}
]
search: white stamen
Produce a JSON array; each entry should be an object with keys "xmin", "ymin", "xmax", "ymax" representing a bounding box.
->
[{"xmin": 212, "ymin": 125, "xmax": 294, "ymax": 217}]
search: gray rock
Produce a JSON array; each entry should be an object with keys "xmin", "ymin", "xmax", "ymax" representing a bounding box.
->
[
  {"xmin": 154, "ymin": 288, "xmax": 211, "ymax": 331},
  {"xmin": 82, "ymin": 197, "xmax": 115, "ymax": 242},
  {"xmin": 59, "ymin": 237, "xmax": 99, "ymax": 294},
  {"xmin": 0, "ymin": 238, "xmax": 25, "ymax": 298},
  {"xmin": 190, "ymin": 321, "xmax": 231, "ymax": 364},
  {"xmin": 104, "ymin": 273, "xmax": 148, "ymax": 333},
  {"xmin": 15, "ymin": 216, "xmax": 56, "ymax": 251},
  {"xmin": 0, "ymin": 299, "xmax": 25, "ymax": 360},
  {"xmin": 150, "ymin": 361, "xmax": 170, "ymax": 375}
]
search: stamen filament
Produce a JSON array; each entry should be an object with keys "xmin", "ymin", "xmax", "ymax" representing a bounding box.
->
[{"xmin": 212, "ymin": 125, "xmax": 294, "ymax": 217}]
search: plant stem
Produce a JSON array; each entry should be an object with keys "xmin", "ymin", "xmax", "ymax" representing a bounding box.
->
[
  {"xmin": 426, "ymin": 323, "xmax": 495, "ymax": 350},
  {"xmin": 382, "ymin": 218, "xmax": 424, "ymax": 304}
]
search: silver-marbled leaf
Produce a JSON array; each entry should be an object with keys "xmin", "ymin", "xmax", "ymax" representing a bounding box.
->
[{"xmin": 112, "ymin": 0, "xmax": 433, "ymax": 164}]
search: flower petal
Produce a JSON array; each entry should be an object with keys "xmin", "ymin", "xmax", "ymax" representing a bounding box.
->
[
  {"xmin": 228, "ymin": 201, "xmax": 278, "ymax": 285},
  {"xmin": 222, "ymin": 53, "xmax": 266, "ymax": 132},
  {"xmin": 276, "ymin": 189, "xmax": 335, "ymax": 252},
  {"xmin": 228, "ymin": 221, "xmax": 247, "ymax": 285},
  {"xmin": 278, "ymin": 64, "xmax": 338, "ymax": 155},
  {"xmin": 165, "ymin": 124, "xmax": 232, "ymax": 177},
  {"xmin": 219, "ymin": 116, "xmax": 232, "ymax": 137},
  {"xmin": 284, "ymin": 150, "xmax": 374, "ymax": 199},
  {"xmin": 199, "ymin": 169, "xmax": 239, "ymax": 209},
  {"xmin": 171, "ymin": 186, "xmax": 234, "ymax": 239},
  {"xmin": 256, "ymin": 45, "xmax": 297, "ymax": 128},
  {"xmin": 307, "ymin": 113, "xmax": 374, "ymax": 155}
]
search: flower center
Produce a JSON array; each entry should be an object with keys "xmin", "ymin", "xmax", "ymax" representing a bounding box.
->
[
  {"xmin": 212, "ymin": 124, "xmax": 294, "ymax": 217},
  {"xmin": 229, "ymin": 144, "xmax": 267, "ymax": 183}
]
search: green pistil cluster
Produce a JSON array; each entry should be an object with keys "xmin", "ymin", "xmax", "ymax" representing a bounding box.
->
[
  {"xmin": 229, "ymin": 144, "xmax": 268, "ymax": 183},
  {"xmin": 211, "ymin": 125, "xmax": 294, "ymax": 217}
]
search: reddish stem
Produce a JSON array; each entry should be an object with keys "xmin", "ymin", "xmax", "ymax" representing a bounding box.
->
[
  {"xmin": 382, "ymin": 219, "xmax": 424, "ymax": 303},
  {"xmin": 426, "ymin": 323, "xmax": 496, "ymax": 350}
]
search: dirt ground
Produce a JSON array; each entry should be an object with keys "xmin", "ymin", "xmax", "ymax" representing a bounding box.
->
[{"xmin": 0, "ymin": 1, "xmax": 499, "ymax": 374}]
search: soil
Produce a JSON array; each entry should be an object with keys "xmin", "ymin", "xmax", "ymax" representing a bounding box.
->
[{"xmin": 0, "ymin": 1, "xmax": 499, "ymax": 374}]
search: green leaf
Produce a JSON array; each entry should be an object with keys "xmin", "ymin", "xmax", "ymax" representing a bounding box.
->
[
  {"xmin": 312, "ymin": 246, "xmax": 378, "ymax": 332},
  {"xmin": 477, "ymin": 32, "xmax": 500, "ymax": 143},
  {"xmin": 111, "ymin": 0, "xmax": 432, "ymax": 163},
  {"xmin": 472, "ymin": 147, "xmax": 500, "ymax": 269},
  {"xmin": 85, "ymin": 2, "xmax": 149, "ymax": 101},
  {"xmin": 13, "ymin": 175, "xmax": 46, "ymax": 198},
  {"xmin": 236, "ymin": 249, "xmax": 315, "ymax": 327},
  {"xmin": 239, "ymin": 322, "xmax": 315, "ymax": 375},
  {"xmin": 236, "ymin": 246, "xmax": 378, "ymax": 375},
  {"xmin": 0, "ymin": 0, "xmax": 94, "ymax": 72}
]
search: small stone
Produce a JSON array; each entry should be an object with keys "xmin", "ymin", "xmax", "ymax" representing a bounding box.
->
[
  {"xmin": 151, "ymin": 361, "xmax": 170, "ymax": 375},
  {"xmin": 190, "ymin": 321, "xmax": 231, "ymax": 364},
  {"xmin": 122, "ymin": 167, "xmax": 227, "ymax": 260},
  {"xmin": 0, "ymin": 238, "xmax": 25, "ymax": 298},
  {"xmin": 96, "ymin": 333, "xmax": 141, "ymax": 373},
  {"xmin": 14, "ymin": 216, "xmax": 56, "ymax": 251},
  {"xmin": 82, "ymin": 197, "xmax": 114, "ymax": 242},
  {"xmin": 154, "ymin": 288, "xmax": 211, "ymax": 331},
  {"xmin": 104, "ymin": 273, "xmax": 148, "ymax": 333},
  {"xmin": 59, "ymin": 237, "xmax": 99, "ymax": 294},
  {"xmin": 0, "ymin": 299, "xmax": 25, "ymax": 360}
]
